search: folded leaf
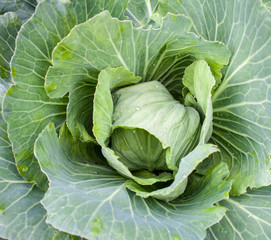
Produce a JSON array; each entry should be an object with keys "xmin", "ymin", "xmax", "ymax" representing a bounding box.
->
[
  {"xmin": 34, "ymin": 123, "xmax": 231, "ymax": 240},
  {"xmin": 126, "ymin": 144, "xmax": 219, "ymax": 201},
  {"xmin": 3, "ymin": 0, "xmax": 129, "ymax": 188},
  {"xmin": 112, "ymin": 80, "xmax": 200, "ymax": 171},
  {"xmin": 93, "ymin": 67, "xmax": 173, "ymax": 185},
  {"xmin": 175, "ymin": 0, "xmax": 271, "ymax": 195},
  {"xmin": 183, "ymin": 60, "xmax": 216, "ymax": 142}
]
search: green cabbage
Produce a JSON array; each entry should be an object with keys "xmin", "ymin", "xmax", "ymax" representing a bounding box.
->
[{"xmin": 0, "ymin": 0, "xmax": 271, "ymax": 239}]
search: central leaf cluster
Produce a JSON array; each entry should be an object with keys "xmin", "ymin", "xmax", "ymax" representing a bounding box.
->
[
  {"xmin": 37, "ymin": 11, "xmax": 231, "ymax": 201},
  {"xmin": 111, "ymin": 81, "xmax": 200, "ymax": 172},
  {"xmin": 91, "ymin": 58, "xmax": 221, "ymax": 201}
]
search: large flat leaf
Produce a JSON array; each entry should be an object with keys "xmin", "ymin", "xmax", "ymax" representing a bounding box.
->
[
  {"xmin": 206, "ymin": 185, "xmax": 271, "ymax": 240},
  {"xmin": 34, "ymin": 123, "xmax": 231, "ymax": 240},
  {"xmin": 0, "ymin": 114, "xmax": 79, "ymax": 239},
  {"xmin": 170, "ymin": 0, "xmax": 271, "ymax": 195},
  {"xmin": 3, "ymin": 0, "xmax": 129, "ymax": 188},
  {"xmin": 45, "ymin": 11, "xmax": 192, "ymax": 98},
  {"xmin": 0, "ymin": 10, "xmax": 79, "ymax": 240}
]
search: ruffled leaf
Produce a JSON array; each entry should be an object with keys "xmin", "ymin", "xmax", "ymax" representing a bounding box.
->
[
  {"xmin": 175, "ymin": 0, "xmax": 271, "ymax": 195},
  {"xmin": 183, "ymin": 60, "xmax": 216, "ymax": 142},
  {"xmin": 93, "ymin": 67, "xmax": 173, "ymax": 185},
  {"xmin": 34, "ymin": 123, "xmax": 231, "ymax": 240},
  {"xmin": 3, "ymin": 0, "xmax": 129, "ymax": 188}
]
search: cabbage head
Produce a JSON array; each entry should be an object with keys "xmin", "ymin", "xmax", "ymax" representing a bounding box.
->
[{"xmin": 0, "ymin": 0, "xmax": 271, "ymax": 240}]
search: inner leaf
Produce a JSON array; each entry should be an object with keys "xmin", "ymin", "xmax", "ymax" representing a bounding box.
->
[
  {"xmin": 112, "ymin": 80, "xmax": 201, "ymax": 171},
  {"xmin": 111, "ymin": 127, "xmax": 168, "ymax": 172}
]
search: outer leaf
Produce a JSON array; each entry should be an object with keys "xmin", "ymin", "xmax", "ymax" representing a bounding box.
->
[
  {"xmin": 0, "ymin": 91, "xmax": 76, "ymax": 240},
  {"xmin": 0, "ymin": 10, "xmax": 79, "ymax": 240},
  {"xmin": 0, "ymin": 0, "xmax": 37, "ymax": 23},
  {"xmin": 144, "ymin": 33, "xmax": 230, "ymax": 99},
  {"xmin": 158, "ymin": 0, "xmax": 183, "ymax": 15},
  {"xmin": 0, "ymin": 116, "xmax": 79, "ymax": 239},
  {"xmin": 125, "ymin": 0, "xmax": 158, "ymax": 27},
  {"xmin": 174, "ymin": 0, "xmax": 271, "ymax": 195},
  {"xmin": 3, "ymin": 0, "xmax": 129, "ymax": 188},
  {"xmin": 206, "ymin": 185, "xmax": 271, "ymax": 240},
  {"xmin": 0, "ymin": 12, "xmax": 21, "ymax": 101},
  {"xmin": 45, "ymin": 12, "xmax": 192, "ymax": 98},
  {"xmin": 35, "ymin": 123, "xmax": 231, "ymax": 240}
]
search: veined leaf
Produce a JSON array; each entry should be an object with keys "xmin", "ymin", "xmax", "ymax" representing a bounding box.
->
[
  {"xmin": 206, "ymin": 186, "xmax": 271, "ymax": 240},
  {"xmin": 34, "ymin": 123, "xmax": 231, "ymax": 240},
  {"xmin": 0, "ymin": 12, "xmax": 21, "ymax": 102},
  {"xmin": 173, "ymin": 0, "xmax": 271, "ymax": 195},
  {"xmin": 3, "ymin": 0, "xmax": 129, "ymax": 188},
  {"xmin": 93, "ymin": 67, "xmax": 173, "ymax": 186},
  {"xmin": 45, "ymin": 11, "xmax": 192, "ymax": 98},
  {"xmin": 0, "ymin": 109, "xmax": 79, "ymax": 240},
  {"xmin": 125, "ymin": 0, "xmax": 159, "ymax": 27},
  {"xmin": 0, "ymin": 10, "xmax": 80, "ymax": 240},
  {"xmin": 158, "ymin": 0, "xmax": 183, "ymax": 16},
  {"xmin": 144, "ymin": 33, "xmax": 230, "ymax": 99},
  {"xmin": 183, "ymin": 60, "xmax": 216, "ymax": 143}
]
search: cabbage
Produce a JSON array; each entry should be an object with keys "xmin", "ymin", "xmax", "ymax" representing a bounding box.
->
[{"xmin": 0, "ymin": 1, "xmax": 271, "ymax": 239}]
